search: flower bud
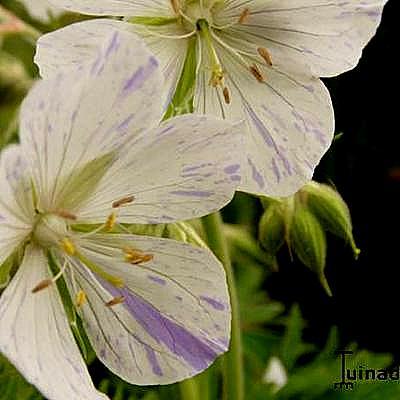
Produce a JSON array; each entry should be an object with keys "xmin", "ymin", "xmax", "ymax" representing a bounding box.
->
[
  {"xmin": 301, "ymin": 182, "xmax": 360, "ymax": 258},
  {"xmin": 290, "ymin": 205, "xmax": 331, "ymax": 296},
  {"xmin": 258, "ymin": 204, "xmax": 286, "ymax": 256}
]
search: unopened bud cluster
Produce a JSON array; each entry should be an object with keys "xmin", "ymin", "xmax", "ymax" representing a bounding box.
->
[{"xmin": 258, "ymin": 181, "xmax": 360, "ymax": 296}]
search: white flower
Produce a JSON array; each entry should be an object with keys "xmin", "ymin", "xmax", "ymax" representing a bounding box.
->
[
  {"xmin": 263, "ymin": 356, "xmax": 287, "ymax": 393},
  {"xmin": 36, "ymin": 0, "xmax": 386, "ymax": 196},
  {"xmin": 0, "ymin": 29, "xmax": 244, "ymax": 399}
]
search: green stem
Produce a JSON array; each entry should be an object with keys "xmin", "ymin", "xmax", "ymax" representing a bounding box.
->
[
  {"xmin": 179, "ymin": 378, "xmax": 200, "ymax": 400},
  {"xmin": 202, "ymin": 212, "xmax": 244, "ymax": 400}
]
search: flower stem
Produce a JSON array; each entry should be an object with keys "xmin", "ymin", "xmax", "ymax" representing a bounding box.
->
[
  {"xmin": 179, "ymin": 378, "xmax": 200, "ymax": 400},
  {"xmin": 202, "ymin": 212, "xmax": 244, "ymax": 400}
]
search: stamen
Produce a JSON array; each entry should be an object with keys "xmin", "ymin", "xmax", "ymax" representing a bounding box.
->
[
  {"xmin": 124, "ymin": 247, "xmax": 154, "ymax": 264},
  {"xmin": 257, "ymin": 47, "xmax": 273, "ymax": 66},
  {"xmin": 105, "ymin": 213, "xmax": 117, "ymax": 231},
  {"xmin": 170, "ymin": 0, "xmax": 180, "ymax": 14},
  {"xmin": 112, "ymin": 195, "xmax": 135, "ymax": 208},
  {"xmin": 32, "ymin": 279, "xmax": 53, "ymax": 293},
  {"xmin": 75, "ymin": 290, "xmax": 87, "ymax": 307},
  {"xmin": 60, "ymin": 238, "xmax": 76, "ymax": 256},
  {"xmin": 223, "ymin": 86, "xmax": 231, "ymax": 104},
  {"xmin": 106, "ymin": 296, "xmax": 126, "ymax": 307},
  {"xmin": 55, "ymin": 209, "xmax": 78, "ymax": 220},
  {"xmin": 198, "ymin": 19, "xmax": 226, "ymax": 88},
  {"xmin": 238, "ymin": 8, "xmax": 250, "ymax": 24},
  {"xmin": 249, "ymin": 63, "xmax": 265, "ymax": 83}
]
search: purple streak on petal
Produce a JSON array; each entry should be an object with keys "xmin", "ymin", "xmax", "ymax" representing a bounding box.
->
[
  {"xmin": 271, "ymin": 158, "xmax": 281, "ymax": 183},
  {"xmin": 148, "ymin": 275, "xmax": 167, "ymax": 286},
  {"xmin": 200, "ymin": 296, "xmax": 225, "ymax": 311},
  {"xmin": 248, "ymin": 158, "xmax": 265, "ymax": 189},
  {"xmin": 144, "ymin": 346, "xmax": 163, "ymax": 376},
  {"xmin": 170, "ymin": 190, "xmax": 214, "ymax": 198},
  {"xmin": 224, "ymin": 164, "xmax": 240, "ymax": 174},
  {"xmin": 117, "ymin": 113, "xmax": 135, "ymax": 132},
  {"xmin": 105, "ymin": 32, "xmax": 120, "ymax": 58},
  {"xmin": 101, "ymin": 281, "xmax": 221, "ymax": 372},
  {"xmin": 121, "ymin": 57, "xmax": 158, "ymax": 97},
  {"xmin": 230, "ymin": 175, "xmax": 241, "ymax": 182},
  {"xmin": 246, "ymin": 106, "xmax": 274, "ymax": 148}
]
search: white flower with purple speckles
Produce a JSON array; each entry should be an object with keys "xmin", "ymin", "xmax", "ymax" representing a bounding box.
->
[
  {"xmin": 36, "ymin": 0, "xmax": 387, "ymax": 196},
  {"xmin": 0, "ymin": 29, "xmax": 244, "ymax": 400}
]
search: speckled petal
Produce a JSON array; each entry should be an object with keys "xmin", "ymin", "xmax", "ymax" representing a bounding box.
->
[
  {"xmin": 195, "ymin": 35, "xmax": 334, "ymax": 196},
  {"xmin": 217, "ymin": 0, "xmax": 388, "ymax": 77},
  {"xmin": 61, "ymin": 233, "xmax": 230, "ymax": 385},
  {"xmin": 77, "ymin": 114, "xmax": 244, "ymax": 224},
  {"xmin": 0, "ymin": 145, "xmax": 34, "ymax": 265},
  {"xmin": 21, "ymin": 28, "xmax": 164, "ymax": 211},
  {"xmin": 47, "ymin": 0, "xmax": 173, "ymax": 16},
  {"xmin": 0, "ymin": 245, "xmax": 108, "ymax": 400}
]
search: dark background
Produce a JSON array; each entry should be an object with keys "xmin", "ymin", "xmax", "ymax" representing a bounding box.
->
[{"xmin": 263, "ymin": 0, "xmax": 400, "ymax": 359}]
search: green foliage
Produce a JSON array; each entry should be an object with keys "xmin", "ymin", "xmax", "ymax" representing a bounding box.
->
[{"xmin": 0, "ymin": 354, "xmax": 43, "ymax": 400}]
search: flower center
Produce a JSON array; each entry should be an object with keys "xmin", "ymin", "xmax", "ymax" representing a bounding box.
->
[{"xmin": 33, "ymin": 213, "xmax": 69, "ymax": 248}]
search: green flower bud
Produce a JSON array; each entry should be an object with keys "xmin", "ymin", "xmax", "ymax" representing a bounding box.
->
[
  {"xmin": 258, "ymin": 204, "xmax": 286, "ymax": 256},
  {"xmin": 301, "ymin": 182, "xmax": 360, "ymax": 258},
  {"xmin": 290, "ymin": 206, "xmax": 331, "ymax": 296}
]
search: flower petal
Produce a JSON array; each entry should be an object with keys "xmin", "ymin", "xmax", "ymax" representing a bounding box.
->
[
  {"xmin": 218, "ymin": 0, "xmax": 387, "ymax": 77},
  {"xmin": 77, "ymin": 114, "xmax": 244, "ymax": 224},
  {"xmin": 47, "ymin": 0, "xmax": 173, "ymax": 16},
  {"xmin": 0, "ymin": 245, "xmax": 107, "ymax": 400},
  {"xmin": 62, "ymin": 233, "xmax": 230, "ymax": 384},
  {"xmin": 21, "ymin": 28, "xmax": 164, "ymax": 211},
  {"xmin": 35, "ymin": 19, "xmax": 188, "ymax": 113},
  {"xmin": 195, "ymin": 35, "xmax": 334, "ymax": 196},
  {"xmin": 0, "ymin": 145, "xmax": 33, "ymax": 265},
  {"xmin": 20, "ymin": 0, "xmax": 63, "ymax": 22}
]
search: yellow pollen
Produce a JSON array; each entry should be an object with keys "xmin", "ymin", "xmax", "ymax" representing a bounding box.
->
[
  {"xmin": 124, "ymin": 247, "xmax": 154, "ymax": 264},
  {"xmin": 105, "ymin": 213, "xmax": 117, "ymax": 231},
  {"xmin": 170, "ymin": 0, "xmax": 180, "ymax": 14},
  {"xmin": 106, "ymin": 296, "xmax": 126, "ymax": 307},
  {"xmin": 257, "ymin": 47, "xmax": 273, "ymax": 66},
  {"xmin": 32, "ymin": 279, "xmax": 53, "ymax": 293},
  {"xmin": 112, "ymin": 195, "xmax": 135, "ymax": 208},
  {"xmin": 223, "ymin": 86, "xmax": 231, "ymax": 104},
  {"xmin": 55, "ymin": 209, "xmax": 78, "ymax": 220},
  {"xmin": 209, "ymin": 68, "xmax": 225, "ymax": 88},
  {"xmin": 249, "ymin": 64, "xmax": 265, "ymax": 83},
  {"xmin": 238, "ymin": 8, "xmax": 250, "ymax": 24},
  {"xmin": 60, "ymin": 238, "xmax": 76, "ymax": 256},
  {"xmin": 75, "ymin": 290, "xmax": 87, "ymax": 307}
]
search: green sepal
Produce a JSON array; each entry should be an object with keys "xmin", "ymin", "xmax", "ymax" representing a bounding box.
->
[
  {"xmin": 0, "ymin": 245, "xmax": 24, "ymax": 290},
  {"xmin": 301, "ymin": 181, "xmax": 360, "ymax": 259},
  {"xmin": 163, "ymin": 37, "xmax": 197, "ymax": 119},
  {"xmin": 128, "ymin": 16, "xmax": 178, "ymax": 26},
  {"xmin": 258, "ymin": 204, "xmax": 286, "ymax": 256},
  {"xmin": 47, "ymin": 250, "xmax": 93, "ymax": 362},
  {"xmin": 290, "ymin": 205, "xmax": 331, "ymax": 296}
]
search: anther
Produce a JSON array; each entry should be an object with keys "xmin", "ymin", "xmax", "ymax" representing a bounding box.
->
[
  {"xmin": 249, "ymin": 64, "xmax": 265, "ymax": 83},
  {"xmin": 105, "ymin": 213, "xmax": 117, "ymax": 231},
  {"xmin": 55, "ymin": 209, "xmax": 78, "ymax": 220},
  {"xmin": 76, "ymin": 290, "xmax": 87, "ymax": 307},
  {"xmin": 60, "ymin": 238, "xmax": 76, "ymax": 256},
  {"xmin": 238, "ymin": 8, "xmax": 250, "ymax": 24},
  {"xmin": 257, "ymin": 47, "xmax": 273, "ymax": 66},
  {"xmin": 32, "ymin": 279, "xmax": 53, "ymax": 293},
  {"xmin": 124, "ymin": 247, "xmax": 154, "ymax": 264},
  {"xmin": 106, "ymin": 296, "xmax": 126, "ymax": 307},
  {"xmin": 170, "ymin": 0, "xmax": 180, "ymax": 14},
  {"xmin": 223, "ymin": 86, "xmax": 231, "ymax": 104},
  {"xmin": 112, "ymin": 195, "xmax": 135, "ymax": 208}
]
